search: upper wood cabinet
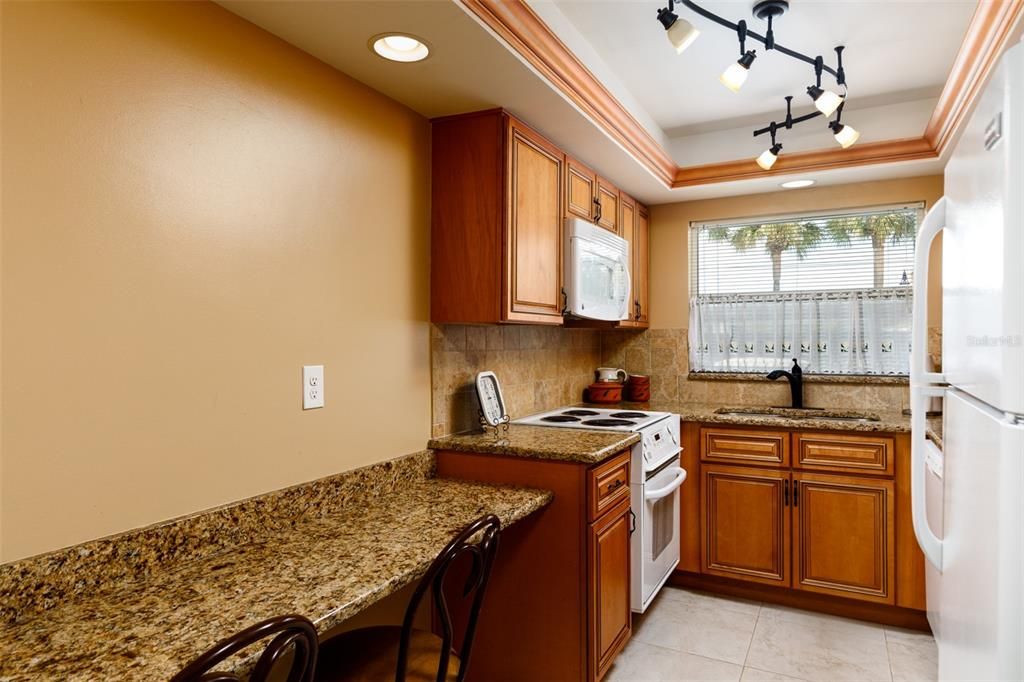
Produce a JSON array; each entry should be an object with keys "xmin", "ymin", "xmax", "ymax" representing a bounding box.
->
[
  {"xmin": 566, "ymin": 156, "xmax": 598, "ymax": 222},
  {"xmin": 633, "ymin": 204, "xmax": 650, "ymax": 325},
  {"xmin": 596, "ymin": 177, "xmax": 619, "ymax": 234},
  {"xmin": 564, "ymin": 158, "xmax": 618, "ymax": 235},
  {"xmin": 618, "ymin": 193, "xmax": 650, "ymax": 329},
  {"xmin": 431, "ymin": 110, "xmax": 563, "ymax": 325}
]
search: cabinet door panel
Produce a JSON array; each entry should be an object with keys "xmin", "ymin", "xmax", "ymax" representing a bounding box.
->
[
  {"xmin": 701, "ymin": 464, "xmax": 789, "ymax": 585},
  {"xmin": 634, "ymin": 205, "xmax": 649, "ymax": 324},
  {"xmin": 618, "ymin": 193, "xmax": 638, "ymax": 326},
  {"xmin": 507, "ymin": 121, "xmax": 563, "ymax": 322},
  {"xmin": 596, "ymin": 178, "xmax": 618, "ymax": 233},
  {"xmin": 589, "ymin": 498, "xmax": 631, "ymax": 680},
  {"xmin": 566, "ymin": 157, "xmax": 597, "ymax": 221},
  {"xmin": 793, "ymin": 473, "xmax": 895, "ymax": 604}
]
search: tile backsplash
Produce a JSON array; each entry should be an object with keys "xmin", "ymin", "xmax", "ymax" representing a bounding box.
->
[
  {"xmin": 431, "ymin": 325, "xmax": 912, "ymax": 437},
  {"xmin": 600, "ymin": 328, "xmax": 910, "ymax": 413},
  {"xmin": 431, "ymin": 324, "xmax": 601, "ymax": 437}
]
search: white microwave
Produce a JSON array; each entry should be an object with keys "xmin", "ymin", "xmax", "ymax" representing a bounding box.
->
[{"xmin": 563, "ymin": 217, "xmax": 631, "ymax": 321}]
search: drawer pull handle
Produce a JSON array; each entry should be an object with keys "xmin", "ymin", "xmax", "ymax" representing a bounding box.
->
[{"xmin": 606, "ymin": 479, "xmax": 624, "ymax": 493}]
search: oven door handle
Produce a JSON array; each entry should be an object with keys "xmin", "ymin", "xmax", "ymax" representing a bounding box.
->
[{"xmin": 644, "ymin": 467, "xmax": 687, "ymax": 501}]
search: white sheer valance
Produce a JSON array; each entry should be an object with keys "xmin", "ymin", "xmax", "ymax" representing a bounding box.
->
[{"xmin": 689, "ymin": 288, "xmax": 913, "ymax": 375}]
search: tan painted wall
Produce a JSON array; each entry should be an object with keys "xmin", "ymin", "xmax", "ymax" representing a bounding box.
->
[
  {"xmin": 1, "ymin": 1, "xmax": 431, "ymax": 562},
  {"xmin": 649, "ymin": 175, "xmax": 945, "ymax": 331}
]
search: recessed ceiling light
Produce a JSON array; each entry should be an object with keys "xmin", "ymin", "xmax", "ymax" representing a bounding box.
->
[
  {"xmin": 370, "ymin": 33, "xmax": 430, "ymax": 63},
  {"xmin": 781, "ymin": 179, "xmax": 815, "ymax": 189}
]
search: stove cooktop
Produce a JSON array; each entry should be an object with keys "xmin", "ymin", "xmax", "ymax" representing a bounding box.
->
[{"xmin": 513, "ymin": 407, "xmax": 673, "ymax": 432}]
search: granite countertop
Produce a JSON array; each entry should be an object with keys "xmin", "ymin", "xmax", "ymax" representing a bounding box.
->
[
  {"xmin": 0, "ymin": 478, "xmax": 552, "ymax": 681},
  {"xmin": 583, "ymin": 400, "xmax": 944, "ymax": 449},
  {"xmin": 428, "ymin": 424, "xmax": 640, "ymax": 464}
]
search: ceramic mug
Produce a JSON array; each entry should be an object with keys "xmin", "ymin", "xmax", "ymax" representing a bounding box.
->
[{"xmin": 595, "ymin": 367, "xmax": 627, "ymax": 383}]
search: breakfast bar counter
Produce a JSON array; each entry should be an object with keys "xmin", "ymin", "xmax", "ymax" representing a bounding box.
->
[{"xmin": 0, "ymin": 460, "xmax": 551, "ymax": 681}]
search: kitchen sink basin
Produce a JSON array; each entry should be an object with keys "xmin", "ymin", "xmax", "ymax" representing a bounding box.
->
[{"xmin": 713, "ymin": 406, "xmax": 881, "ymax": 423}]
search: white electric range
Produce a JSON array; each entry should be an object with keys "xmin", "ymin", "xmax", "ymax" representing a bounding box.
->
[{"xmin": 513, "ymin": 406, "xmax": 685, "ymax": 612}]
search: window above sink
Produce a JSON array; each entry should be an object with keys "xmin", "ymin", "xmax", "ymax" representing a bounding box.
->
[{"xmin": 688, "ymin": 203, "xmax": 924, "ymax": 378}]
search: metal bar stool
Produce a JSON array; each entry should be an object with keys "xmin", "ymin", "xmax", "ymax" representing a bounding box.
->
[
  {"xmin": 315, "ymin": 514, "xmax": 501, "ymax": 682},
  {"xmin": 171, "ymin": 614, "xmax": 319, "ymax": 682}
]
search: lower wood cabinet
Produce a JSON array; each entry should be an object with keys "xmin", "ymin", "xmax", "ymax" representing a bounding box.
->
[
  {"xmin": 701, "ymin": 464, "xmax": 789, "ymax": 585},
  {"xmin": 589, "ymin": 497, "xmax": 632, "ymax": 680},
  {"xmin": 691, "ymin": 426, "xmax": 919, "ymax": 618},
  {"xmin": 435, "ymin": 448, "xmax": 632, "ymax": 682},
  {"xmin": 793, "ymin": 473, "xmax": 895, "ymax": 603}
]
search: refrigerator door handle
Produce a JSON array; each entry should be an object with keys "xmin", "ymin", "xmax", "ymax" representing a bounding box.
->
[
  {"xmin": 911, "ymin": 385, "xmax": 945, "ymax": 570},
  {"xmin": 911, "ymin": 196, "xmax": 947, "ymax": 388},
  {"xmin": 910, "ymin": 196, "xmax": 948, "ymax": 571}
]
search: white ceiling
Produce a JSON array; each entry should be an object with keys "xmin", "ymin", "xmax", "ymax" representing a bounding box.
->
[
  {"xmin": 217, "ymin": 0, "xmax": 969, "ymax": 203},
  {"xmin": 548, "ymin": 0, "xmax": 976, "ymax": 134}
]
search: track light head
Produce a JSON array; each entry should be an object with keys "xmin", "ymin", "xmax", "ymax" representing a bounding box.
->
[
  {"xmin": 806, "ymin": 85, "xmax": 844, "ymax": 116},
  {"xmin": 756, "ymin": 143, "xmax": 783, "ymax": 170},
  {"xmin": 657, "ymin": 8, "xmax": 700, "ymax": 54},
  {"xmin": 830, "ymin": 121, "xmax": 860, "ymax": 148},
  {"xmin": 720, "ymin": 50, "xmax": 757, "ymax": 92}
]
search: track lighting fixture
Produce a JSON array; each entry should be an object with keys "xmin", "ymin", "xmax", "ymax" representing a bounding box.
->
[
  {"xmin": 807, "ymin": 85, "xmax": 844, "ymax": 116},
  {"xmin": 653, "ymin": 1, "xmax": 857, "ymax": 168},
  {"xmin": 756, "ymin": 124, "xmax": 782, "ymax": 170},
  {"xmin": 757, "ymin": 143, "xmax": 783, "ymax": 170},
  {"xmin": 720, "ymin": 50, "xmax": 757, "ymax": 93},
  {"xmin": 657, "ymin": 1, "xmax": 700, "ymax": 53},
  {"xmin": 830, "ymin": 120, "xmax": 860, "ymax": 148}
]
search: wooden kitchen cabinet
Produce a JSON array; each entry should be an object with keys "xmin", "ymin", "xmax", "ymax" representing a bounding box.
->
[
  {"xmin": 701, "ymin": 464, "xmax": 790, "ymax": 586},
  {"xmin": 566, "ymin": 155, "xmax": 598, "ymax": 222},
  {"xmin": 680, "ymin": 425, "xmax": 926, "ymax": 629},
  {"xmin": 617, "ymin": 194, "xmax": 650, "ymax": 328},
  {"xmin": 431, "ymin": 109, "xmax": 563, "ymax": 325},
  {"xmin": 589, "ymin": 497, "xmax": 632, "ymax": 681},
  {"xmin": 633, "ymin": 203, "xmax": 650, "ymax": 325},
  {"xmin": 435, "ymin": 448, "xmax": 632, "ymax": 682},
  {"xmin": 596, "ymin": 177, "xmax": 619, "ymax": 233},
  {"xmin": 792, "ymin": 472, "xmax": 895, "ymax": 604}
]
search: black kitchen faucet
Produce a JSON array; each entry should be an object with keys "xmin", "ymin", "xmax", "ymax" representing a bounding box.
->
[{"xmin": 767, "ymin": 358, "xmax": 804, "ymax": 409}]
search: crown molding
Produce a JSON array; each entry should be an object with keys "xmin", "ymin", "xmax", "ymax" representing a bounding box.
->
[
  {"xmin": 457, "ymin": 0, "xmax": 677, "ymax": 186},
  {"xmin": 458, "ymin": 0, "xmax": 1018, "ymax": 190},
  {"xmin": 924, "ymin": 0, "xmax": 1024, "ymax": 155},
  {"xmin": 673, "ymin": 138, "xmax": 937, "ymax": 187}
]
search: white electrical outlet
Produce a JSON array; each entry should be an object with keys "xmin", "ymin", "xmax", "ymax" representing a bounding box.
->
[{"xmin": 302, "ymin": 365, "xmax": 324, "ymax": 409}]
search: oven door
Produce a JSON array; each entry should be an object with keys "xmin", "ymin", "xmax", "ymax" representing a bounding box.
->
[{"xmin": 633, "ymin": 455, "xmax": 686, "ymax": 612}]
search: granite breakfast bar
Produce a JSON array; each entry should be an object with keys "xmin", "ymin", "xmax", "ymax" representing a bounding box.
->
[{"xmin": 0, "ymin": 452, "xmax": 552, "ymax": 681}]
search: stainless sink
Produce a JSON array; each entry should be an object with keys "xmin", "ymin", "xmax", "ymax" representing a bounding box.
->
[{"xmin": 713, "ymin": 406, "xmax": 881, "ymax": 423}]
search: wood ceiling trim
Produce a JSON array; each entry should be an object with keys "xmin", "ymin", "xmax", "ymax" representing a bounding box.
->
[
  {"xmin": 460, "ymin": 0, "xmax": 1015, "ymax": 190},
  {"xmin": 924, "ymin": 0, "xmax": 1024, "ymax": 155},
  {"xmin": 673, "ymin": 138, "xmax": 937, "ymax": 187},
  {"xmin": 458, "ymin": 0, "xmax": 677, "ymax": 186}
]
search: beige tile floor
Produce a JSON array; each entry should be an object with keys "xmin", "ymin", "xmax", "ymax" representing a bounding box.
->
[{"xmin": 606, "ymin": 587, "xmax": 938, "ymax": 682}]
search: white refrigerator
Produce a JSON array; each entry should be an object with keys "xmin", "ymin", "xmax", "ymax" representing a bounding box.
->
[{"xmin": 911, "ymin": 41, "xmax": 1024, "ymax": 681}]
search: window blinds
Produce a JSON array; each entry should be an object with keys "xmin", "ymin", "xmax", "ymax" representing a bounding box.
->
[{"xmin": 688, "ymin": 204, "xmax": 923, "ymax": 376}]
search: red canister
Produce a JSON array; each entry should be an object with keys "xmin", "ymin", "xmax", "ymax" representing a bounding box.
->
[{"xmin": 625, "ymin": 374, "xmax": 651, "ymax": 402}]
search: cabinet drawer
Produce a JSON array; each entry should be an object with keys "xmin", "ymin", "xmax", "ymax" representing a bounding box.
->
[
  {"xmin": 588, "ymin": 451, "xmax": 630, "ymax": 521},
  {"xmin": 701, "ymin": 428, "xmax": 789, "ymax": 467},
  {"xmin": 795, "ymin": 433, "xmax": 894, "ymax": 475}
]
